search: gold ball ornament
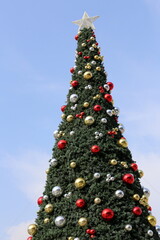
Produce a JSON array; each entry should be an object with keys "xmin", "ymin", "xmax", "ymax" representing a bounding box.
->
[
  {"xmin": 92, "ymin": 43, "xmax": 97, "ymax": 48},
  {"xmin": 83, "ymin": 71, "xmax": 93, "ymax": 80},
  {"xmin": 147, "ymin": 215, "xmax": 157, "ymax": 226},
  {"xmin": 70, "ymin": 162, "xmax": 76, "ymax": 168},
  {"xmin": 83, "ymin": 102, "xmax": 90, "ymax": 108},
  {"xmin": 138, "ymin": 170, "xmax": 144, "ymax": 178},
  {"xmin": 121, "ymin": 161, "xmax": 128, "ymax": 168},
  {"xmin": 81, "ymin": 43, "xmax": 86, "ymax": 47},
  {"xmin": 75, "ymin": 178, "xmax": 86, "ymax": 189},
  {"xmin": 78, "ymin": 217, "xmax": 88, "ymax": 226},
  {"xmin": 45, "ymin": 168, "xmax": 50, "ymax": 174},
  {"xmin": 94, "ymin": 197, "xmax": 101, "ymax": 204},
  {"xmin": 90, "ymin": 36, "xmax": 95, "ymax": 40},
  {"xmin": 84, "ymin": 116, "xmax": 95, "ymax": 125},
  {"xmin": 110, "ymin": 159, "xmax": 118, "ymax": 165},
  {"xmin": 66, "ymin": 115, "xmax": 74, "ymax": 122},
  {"xmin": 27, "ymin": 224, "xmax": 38, "ymax": 235},
  {"xmin": 44, "ymin": 203, "xmax": 54, "ymax": 213},
  {"xmin": 68, "ymin": 237, "xmax": 74, "ymax": 240},
  {"xmin": 94, "ymin": 55, "xmax": 99, "ymax": 60},
  {"xmin": 96, "ymin": 66, "xmax": 101, "ymax": 71},
  {"xmin": 133, "ymin": 194, "xmax": 140, "ymax": 201},
  {"xmin": 118, "ymin": 138, "xmax": 128, "ymax": 148},
  {"xmin": 85, "ymin": 65, "xmax": 91, "ymax": 69},
  {"xmin": 44, "ymin": 218, "xmax": 50, "ymax": 224},
  {"xmin": 141, "ymin": 195, "xmax": 148, "ymax": 203},
  {"xmin": 61, "ymin": 114, "xmax": 66, "ymax": 119}
]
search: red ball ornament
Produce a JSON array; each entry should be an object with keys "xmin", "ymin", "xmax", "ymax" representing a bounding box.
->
[
  {"xmin": 122, "ymin": 173, "xmax": 135, "ymax": 184},
  {"xmin": 90, "ymin": 235, "xmax": 96, "ymax": 238},
  {"xmin": 93, "ymin": 105, "xmax": 102, "ymax": 112},
  {"xmin": 90, "ymin": 229, "xmax": 96, "ymax": 234},
  {"xmin": 57, "ymin": 140, "xmax": 67, "ymax": 149},
  {"xmin": 96, "ymin": 42, "xmax": 98, "ymax": 45},
  {"xmin": 148, "ymin": 206, "xmax": 152, "ymax": 211},
  {"xmin": 37, "ymin": 196, "xmax": 43, "ymax": 205},
  {"xmin": 78, "ymin": 51, "xmax": 82, "ymax": 55},
  {"xmin": 71, "ymin": 80, "xmax": 79, "ymax": 87},
  {"xmin": 131, "ymin": 163, "xmax": 138, "ymax": 171},
  {"xmin": 70, "ymin": 67, "xmax": 75, "ymax": 73},
  {"xmin": 104, "ymin": 94, "xmax": 113, "ymax": 102},
  {"xmin": 86, "ymin": 229, "xmax": 91, "ymax": 234},
  {"xmin": 76, "ymin": 199, "xmax": 86, "ymax": 208},
  {"xmin": 107, "ymin": 82, "xmax": 114, "ymax": 90},
  {"xmin": 91, "ymin": 145, "xmax": 100, "ymax": 153},
  {"xmin": 61, "ymin": 105, "xmax": 66, "ymax": 112},
  {"xmin": 132, "ymin": 207, "xmax": 142, "ymax": 216},
  {"xmin": 101, "ymin": 208, "xmax": 114, "ymax": 220},
  {"xmin": 75, "ymin": 35, "xmax": 79, "ymax": 40},
  {"xmin": 87, "ymin": 39, "xmax": 90, "ymax": 42},
  {"xmin": 27, "ymin": 237, "xmax": 32, "ymax": 240}
]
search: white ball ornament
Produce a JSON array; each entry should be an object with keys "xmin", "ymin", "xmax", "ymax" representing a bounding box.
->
[
  {"xmin": 53, "ymin": 130, "xmax": 59, "ymax": 139},
  {"xmin": 143, "ymin": 187, "xmax": 150, "ymax": 198},
  {"xmin": 50, "ymin": 158, "xmax": 58, "ymax": 167},
  {"xmin": 125, "ymin": 224, "xmax": 132, "ymax": 231},
  {"xmin": 94, "ymin": 173, "xmax": 101, "ymax": 179},
  {"xmin": 78, "ymin": 70, "xmax": 82, "ymax": 75},
  {"xmin": 101, "ymin": 118, "xmax": 107, "ymax": 123},
  {"xmin": 91, "ymin": 60, "xmax": 96, "ymax": 65},
  {"xmin": 106, "ymin": 109, "xmax": 112, "ymax": 116},
  {"xmin": 89, "ymin": 47, "xmax": 94, "ymax": 51},
  {"xmin": 74, "ymin": 238, "xmax": 80, "ymax": 240},
  {"xmin": 114, "ymin": 107, "xmax": 120, "ymax": 115},
  {"xmin": 70, "ymin": 94, "xmax": 78, "ymax": 103},
  {"xmin": 55, "ymin": 216, "xmax": 66, "ymax": 227},
  {"xmin": 147, "ymin": 230, "xmax": 153, "ymax": 236},
  {"xmin": 118, "ymin": 124, "xmax": 125, "ymax": 133},
  {"xmin": 43, "ymin": 195, "xmax": 48, "ymax": 200},
  {"xmin": 104, "ymin": 84, "xmax": 110, "ymax": 91},
  {"xmin": 52, "ymin": 186, "xmax": 63, "ymax": 197},
  {"xmin": 88, "ymin": 85, "xmax": 92, "ymax": 90},
  {"xmin": 115, "ymin": 190, "xmax": 124, "ymax": 198},
  {"xmin": 70, "ymin": 131, "xmax": 75, "ymax": 136}
]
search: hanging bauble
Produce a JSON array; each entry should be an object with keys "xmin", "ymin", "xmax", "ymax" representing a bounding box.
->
[
  {"xmin": 27, "ymin": 237, "xmax": 32, "ymax": 240},
  {"xmin": 94, "ymin": 55, "xmax": 99, "ymax": 60},
  {"xmin": 45, "ymin": 168, "xmax": 50, "ymax": 174},
  {"xmin": 91, "ymin": 60, "xmax": 96, "ymax": 65},
  {"xmin": 55, "ymin": 216, "xmax": 66, "ymax": 227},
  {"xmin": 83, "ymin": 71, "xmax": 93, "ymax": 80},
  {"xmin": 131, "ymin": 163, "xmax": 138, "ymax": 171},
  {"xmin": 75, "ymin": 178, "xmax": 86, "ymax": 189},
  {"xmin": 133, "ymin": 194, "xmax": 140, "ymax": 201},
  {"xmin": 147, "ymin": 215, "xmax": 157, "ymax": 226},
  {"xmin": 27, "ymin": 224, "xmax": 38, "ymax": 235},
  {"xmin": 70, "ymin": 131, "xmax": 75, "ymax": 136},
  {"xmin": 101, "ymin": 118, "xmax": 107, "ymax": 123},
  {"xmin": 115, "ymin": 190, "xmax": 124, "ymax": 198},
  {"xmin": 61, "ymin": 114, "xmax": 66, "ymax": 119},
  {"xmin": 90, "ymin": 229, "xmax": 96, "ymax": 234},
  {"xmin": 118, "ymin": 124, "xmax": 125, "ymax": 133},
  {"xmin": 93, "ymin": 105, "xmax": 102, "ymax": 112},
  {"xmin": 138, "ymin": 170, "xmax": 144, "ymax": 178},
  {"xmin": 94, "ymin": 198, "xmax": 101, "ymax": 204},
  {"xmin": 71, "ymin": 80, "xmax": 79, "ymax": 87},
  {"xmin": 114, "ymin": 107, "xmax": 120, "ymax": 115},
  {"xmin": 125, "ymin": 224, "xmax": 132, "ymax": 231},
  {"xmin": 83, "ymin": 102, "xmax": 90, "ymax": 107},
  {"xmin": 104, "ymin": 84, "xmax": 110, "ymax": 91},
  {"xmin": 104, "ymin": 94, "xmax": 112, "ymax": 102},
  {"xmin": 43, "ymin": 195, "xmax": 48, "ymax": 200},
  {"xmin": 75, "ymin": 35, "xmax": 79, "ymax": 40},
  {"xmin": 68, "ymin": 237, "xmax": 74, "ymax": 240},
  {"xmin": 156, "ymin": 225, "xmax": 160, "ymax": 233},
  {"xmin": 118, "ymin": 138, "xmax": 128, "ymax": 148},
  {"xmin": 67, "ymin": 115, "xmax": 74, "ymax": 122},
  {"xmin": 50, "ymin": 158, "xmax": 58, "ymax": 167},
  {"xmin": 53, "ymin": 130, "xmax": 59, "ymax": 139},
  {"xmin": 89, "ymin": 47, "xmax": 94, "ymax": 51},
  {"xmin": 70, "ymin": 94, "xmax": 78, "ymax": 103},
  {"xmin": 147, "ymin": 230, "xmax": 153, "ymax": 236},
  {"xmin": 96, "ymin": 66, "xmax": 101, "ymax": 71},
  {"xmin": 94, "ymin": 172, "xmax": 101, "ymax": 179},
  {"xmin": 86, "ymin": 229, "xmax": 91, "ymax": 234},
  {"xmin": 107, "ymin": 82, "xmax": 114, "ymax": 90},
  {"xmin": 78, "ymin": 70, "xmax": 82, "ymax": 75},
  {"xmin": 122, "ymin": 173, "xmax": 134, "ymax": 184},
  {"xmin": 101, "ymin": 208, "xmax": 114, "ymax": 220},
  {"xmin": 81, "ymin": 43, "xmax": 86, "ymax": 47},
  {"xmin": 61, "ymin": 105, "xmax": 66, "ymax": 112},
  {"xmin": 76, "ymin": 199, "xmax": 86, "ymax": 208},
  {"xmin": 44, "ymin": 218, "xmax": 50, "ymax": 224},
  {"xmin": 91, "ymin": 145, "xmax": 100, "ymax": 153},
  {"xmin": 57, "ymin": 140, "xmax": 67, "ymax": 149},
  {"xmin": 44, "ymin": 203, "xmax": 54, "ymax": 213},
  {"xmin": 52, "ymin": 186, "xmax": 63, "ymax": 197},
  {"xmin": 70, "ymin": 162, "xmax": 76, "ymax": 168},
  {"xmin": 37, "ymin": 196, "xmax": 43, "ymax": 205},
  {"xmin": 132, "ymin": 207, "xmax": 142, "ymax": 215},
  {"xmin": 110, "ymin": 159, "xmax": 118, "ymax": 165},
  {"xmin": 70, "ymin": 67, "xmax": 75, "ymax": 73},
  {"xmin": 84, "ymin": 116, "xmax": 95, "ymax": 125},
  {"xmin": 106, "ymin": 109, "xmax": 112, "ymax": 116},
  {"xmin": 78, "ymin": 217, "xmax": 88, "ymax": 226},
  {"xmin": 143, "ymin": 187, "xmax": 150, "ymax": 198}
]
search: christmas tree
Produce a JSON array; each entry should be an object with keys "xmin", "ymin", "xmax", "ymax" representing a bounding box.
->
[{"xmin": 27, "ymin": 12, "xmax": 160, "ymax": 240}]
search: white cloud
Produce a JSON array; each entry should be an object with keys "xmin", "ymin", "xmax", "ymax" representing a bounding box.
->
[
  {"xmin": 4, "ymin": 150, "xmax": 50, "ymax": 201},
  {"xmin": 7, "ymin": 220, "xmax": 33, "ymax": 240}
]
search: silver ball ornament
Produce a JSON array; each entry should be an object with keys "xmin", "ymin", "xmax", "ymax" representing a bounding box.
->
[
  {"xmin": 50, "ymin": 158, "xmax": 58, "ymax": 167},
  {"xmin": 78, "ymin": 70, "xmax": 82, "ymax": 75},
  {"xmin": 143, "ymin": 187, "xmax": 150, "ymax": 198},
  {"xmin": 99, "ymin": 133, "xmax": 103, "ymax": 137},
  {"xmin": 104, "ymin": 84, "xmax": 110, "ymax": 91},
  {"xmin": 156, "ymin": 225, "xmax": 160, "ymax": 233},
  {"xmin": 147, "ymin": 230, "xmax": 153, "ymax": 236},
  {"xmin": 74, "ymin": 238, "xmax": 80, "ymax": 240},
  {"xmin": 91, "ymin": 60, "xmax": 96, "ymax": 65},
  {"xmin": 125, "ymin": 224, "xmax": 132, "ymax": 231},
  {"xmin": 106, "ymin": 109, "xmax": 112, "ymax": 116},
  {"xmin": 52, "ymin": 186, "xmax": 63, "ymax": 197},
  {"xmin": 118, "ymin": 124, "xmax": 125, "ymax": 133},
  {"xmin": 89, "ymin": 47, "xmax": 94, "ymax": 51},
  {"xmin": 110, "ymin": 177, "xmax": 115, "ymax": 181},
  {"xmin": 70, "ymin": 94, "xmax": 78, "ymax": 103},
  {"xmin": 55, "ymin": 216, "xmax": 66, "ymax": 227},
  {"xmin": 70, "ymin": 131, "xmax": 75, "ymax": 136},
  {"xmin": 43, "ymin": 195, "xmax": 48, "ymax": 200},
  {"xmin": 114, "ymin": 107, "xmax": 120, "ymax": 115},
  {"xmin": 53, "ymin": 130, "xmax": 59, "ymax": 139},
  {"xmin": 88, "ymin": 85, "xmax": 92, "ymax": 89},
  {"xmin": 101, "ymin": 118, "xmax": 107, "ymax": 123},
  {"xmin": 115, "ymin": 190, "xmax": 124, "ymax": 198},
  {"xmin": 95, "ymin": 131, "xmax": 99, "ymax": 136},
  {"xmin": 94, "ymin": 173, "xmax": 101, "ymax": 179}
]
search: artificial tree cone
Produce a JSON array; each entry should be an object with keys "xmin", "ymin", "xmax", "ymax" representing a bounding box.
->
[{"xmin": 27, "ymin": 12, "xmax": 160, "ymax": 240}]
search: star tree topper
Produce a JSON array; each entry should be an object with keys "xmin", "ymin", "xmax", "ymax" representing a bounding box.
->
[{"xmin": 72, "ymin": 12, "xmax": 99, "ymax": 31}]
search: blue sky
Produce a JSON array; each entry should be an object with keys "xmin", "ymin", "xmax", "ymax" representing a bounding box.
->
[{"xmin": 0, "ymin": 0, "xmax": 160, "ymax": 239}]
